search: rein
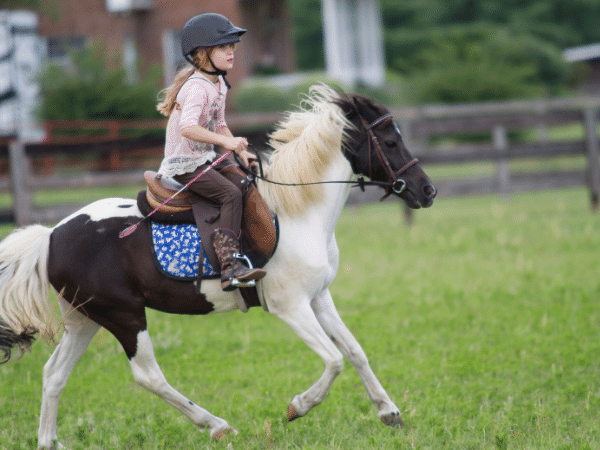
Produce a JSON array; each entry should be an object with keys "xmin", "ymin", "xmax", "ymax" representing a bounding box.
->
[
  {"xmin": 240, "ymin": 112, "xmax": 418, "ymax": 199},
  {"xmin": 240, "ymin": 150, "xmax": 401, "ymax": 193}
]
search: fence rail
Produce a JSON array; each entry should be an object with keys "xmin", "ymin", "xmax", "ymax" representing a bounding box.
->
[{"xmin": 3, "ymin": 96, "xmax": 600, "ymax": 225}]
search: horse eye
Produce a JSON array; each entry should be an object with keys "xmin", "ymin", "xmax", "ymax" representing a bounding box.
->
[{"xmin": 385, "ymin": 140, "xmax": 397, "ymax": 147}]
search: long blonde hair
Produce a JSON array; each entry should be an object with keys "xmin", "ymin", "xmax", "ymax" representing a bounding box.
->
[{"xmin": 157, "ymin": 47, "xmax": 215, "ymax": 116}]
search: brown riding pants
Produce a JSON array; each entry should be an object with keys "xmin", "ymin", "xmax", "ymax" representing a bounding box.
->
[{"xmin": 173, "ymin": 160, "xmax": 242, "ymax": 237}]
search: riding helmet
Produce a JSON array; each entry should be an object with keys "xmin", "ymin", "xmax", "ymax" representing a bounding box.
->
[{"xmin": 181, "ymin": 13, "xmax": 246, "ymax": 58}]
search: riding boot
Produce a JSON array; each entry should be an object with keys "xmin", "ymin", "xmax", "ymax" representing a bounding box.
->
[{"xmin": 211, "ymin": 228, "xmax": 267, "ymax": 292}]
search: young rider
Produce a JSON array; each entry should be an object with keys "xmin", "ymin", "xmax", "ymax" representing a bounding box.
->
[{"xmin": 156, "ymin": 13, "xmax": 266, "ymax": 292}]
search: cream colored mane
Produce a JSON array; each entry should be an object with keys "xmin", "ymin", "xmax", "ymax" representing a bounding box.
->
[{"xmin": 258, "ymin": 84, "xmax": 352, "ymax": 217}]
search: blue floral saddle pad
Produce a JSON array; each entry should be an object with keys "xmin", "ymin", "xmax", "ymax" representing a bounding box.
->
[{"xmin": 150, "ymin": 222, "xmax": 219, "ymax": 280}]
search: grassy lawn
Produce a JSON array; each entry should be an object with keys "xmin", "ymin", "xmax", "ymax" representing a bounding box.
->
[{"xmin": 0, "ymin": 187, "xmax": 599, "ymax": 449}]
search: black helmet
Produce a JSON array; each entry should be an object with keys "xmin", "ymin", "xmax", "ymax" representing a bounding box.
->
[{"xmin": 181, "ymin": 13, "xmax": 246, "ymax": 58}]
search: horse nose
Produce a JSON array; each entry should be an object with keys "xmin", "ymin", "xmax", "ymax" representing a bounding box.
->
[{"xmin": 424, "ymin": 184, "xmax": 437, "ymax": 199}]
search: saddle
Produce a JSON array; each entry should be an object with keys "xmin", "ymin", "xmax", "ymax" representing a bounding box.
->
[{"xmin": 139, "ymin": 164, "xmax": 278, "ymax": 310}]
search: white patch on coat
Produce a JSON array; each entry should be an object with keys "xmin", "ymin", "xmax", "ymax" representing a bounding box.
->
[{"xmin": 56, "ymin": 198, "xmax": 143, "ymax": 227}]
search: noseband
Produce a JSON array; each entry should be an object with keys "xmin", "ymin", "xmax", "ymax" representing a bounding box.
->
[{"xmin": 361, "ymin": 113, "xmax": 419, "ymax": 201}]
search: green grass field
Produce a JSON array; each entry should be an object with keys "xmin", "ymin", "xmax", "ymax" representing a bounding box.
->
[{"xmin": 1, "ymin": 187, "xmax": 599, "ymax": 449}]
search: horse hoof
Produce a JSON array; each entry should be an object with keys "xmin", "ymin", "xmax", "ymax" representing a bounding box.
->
[
  {"xmin": 286, "ymin": 403, "xmax": 300, "ymax": 421},
  {"xmin": 380, "ymin": 411, "xmax": 404, "ymax": 428},
  {"xmin": 211, "ymin": 426, "xmax": 238, "ymax": 440}
]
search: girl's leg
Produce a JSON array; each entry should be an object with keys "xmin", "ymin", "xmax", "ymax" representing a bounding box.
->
[
  {"xmin": 174, "ymin": 163, "xmax": 265, "ymax": 295},
  {"xmin": 174, "ymin": 162, "xmax": 242, "ymax": 236}
]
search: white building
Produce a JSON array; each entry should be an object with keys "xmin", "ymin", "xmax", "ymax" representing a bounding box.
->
[
  {"xmin": 321, "ymin": 0, "xmax": 386, "ymax": 87},
  {"xmin": 0, "ymin": 10, "xmax": 44, "ymax": 142}
]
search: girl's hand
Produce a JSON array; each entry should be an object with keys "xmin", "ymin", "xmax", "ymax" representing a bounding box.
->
[
  {"xmin": 222, "ymin": 136, "xmax": 248, "ymax": 153},
  {"xmin": 237, "ymin": 149, "xmax": 259, "ymax": 169},
  {"xmin": 222, "ymin": 136, "xmax": 255, "ymax": 167}
]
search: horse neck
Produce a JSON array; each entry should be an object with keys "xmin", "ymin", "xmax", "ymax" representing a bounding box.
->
[
  {"xmin": 257, "ymin": 150, "xmax": 355, "ymax": 237},
  {"xmin": 316, "ymin": 154, "xmax": 355, "ymax": 236}
]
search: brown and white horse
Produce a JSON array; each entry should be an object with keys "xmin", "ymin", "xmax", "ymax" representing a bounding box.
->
[{"xmin": 0, "ymin": 85, "xmax": 436, "ymax": 448}]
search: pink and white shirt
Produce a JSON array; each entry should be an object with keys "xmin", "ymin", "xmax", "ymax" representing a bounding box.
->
[{"xmin": 158, "ymin": 74, "xmax": 228, "ymax": 177}]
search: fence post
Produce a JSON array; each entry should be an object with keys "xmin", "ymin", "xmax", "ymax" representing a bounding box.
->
[
  {"xmin": 399, "ymin": 118, "xmax": 415, "ymax": 225},
  {"xmin": 8, "ymin": 139, "xmax": 33, "ymax": 226},
  {"xmin": 493, "ymin": 125, "xmax": 510, "ymax": 200},
  {"xmin": 584, "ymin": 108, "xmax": 600, "ymax": 211}
]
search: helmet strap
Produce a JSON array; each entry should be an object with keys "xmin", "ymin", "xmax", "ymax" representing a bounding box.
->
[
  {"xmin": 198, "ymin": 55, "xmax": 231, "ymax": 90},
  {"xmin": 185, "ymin": 53, "xmax": 232, "ymax": 90}
]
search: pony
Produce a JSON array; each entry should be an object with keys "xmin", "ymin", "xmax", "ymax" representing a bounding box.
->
[{"xmin": 0, "ymin": 85, "xmax": 436, "ymax": 448}]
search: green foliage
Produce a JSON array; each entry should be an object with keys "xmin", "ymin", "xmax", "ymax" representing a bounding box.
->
[
  {"xmin": 288, "ymin": 0, "xmax": 600, "ymax": 104},
  {"xmin": 37, "ymin": 42, "xmax": 162, "ymax": 121},
  {"xmin": 232, "ymin": 75, "xmax": 346, "ymax": 113},
  {"xmin": 1, "ymin": 0, "xmax": 44, "ymax": 9},
  {"xmin": 286, "ymin": 0, "xmax": 325, "ymax": 71},
  {"xmin": 405, "ymin": 26, "xmax": 548, "ymax": 103},
  {"xmin": 232, "ymin": 73, "xmax": 413, "ymax": 113}
]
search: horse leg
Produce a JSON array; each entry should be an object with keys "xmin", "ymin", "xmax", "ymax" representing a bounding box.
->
[
  {"xmin": 127, "ymin": 329, "xmax": 236, "ymax": 440},
  {"xmin": 268, "ymin": 298, "xmax": 345, "ymax": 420},
  {"xmin": 38, "ymin": 299, "xmax": 101, "ymax": 450},
  {"xmin": 311, "ymin": 289, "xmax": 403, "ymax": 427}
]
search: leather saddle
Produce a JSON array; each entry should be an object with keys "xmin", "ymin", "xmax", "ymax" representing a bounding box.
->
[{"xmin": 139, "ymin": 165, "xmax": 278, "ymax": 309}]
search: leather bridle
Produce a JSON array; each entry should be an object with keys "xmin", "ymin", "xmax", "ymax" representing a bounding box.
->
[
  {"xmin": 360, "ymin": 112, "xmax": 419, "ymax": 201},
  {"xmin": 237, "ymin": 111, "xmax": 420, "ymax": 200}
]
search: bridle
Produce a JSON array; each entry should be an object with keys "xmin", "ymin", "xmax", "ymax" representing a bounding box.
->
[
  {"xmin": 238, "ymin": 111, "xmax": 419, "ymax": 200},
  {"xmin": 360, "ymin": 112, "xmax": 419, "ymax": 201}
]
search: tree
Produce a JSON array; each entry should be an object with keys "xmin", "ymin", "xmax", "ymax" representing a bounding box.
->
[
  {"xmin": 37, "ymin": 42, "xmax": 161, "ymax": 121},
  {"xmin": 288, "ymin": 0, "xmax": 600, "ymax": 103}
]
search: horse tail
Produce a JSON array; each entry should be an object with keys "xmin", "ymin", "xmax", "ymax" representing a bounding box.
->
[{"xmin": 0, "ymin": 224, "xmax": 54, "ymax": 364}]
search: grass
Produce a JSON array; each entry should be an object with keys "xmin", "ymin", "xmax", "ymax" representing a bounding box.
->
[{"xmin": 1, "ymin": 187, "xmax": 599, "ymax": 449}]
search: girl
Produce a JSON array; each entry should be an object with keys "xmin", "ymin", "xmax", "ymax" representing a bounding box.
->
[{"xmin": 156, "ymin": 13, "xmax": 266, "ymax": 293}]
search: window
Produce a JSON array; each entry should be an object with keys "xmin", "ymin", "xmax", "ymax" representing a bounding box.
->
[{"xmin": 46, "ymin": 36, "xmax": 86, "ymax": 60}]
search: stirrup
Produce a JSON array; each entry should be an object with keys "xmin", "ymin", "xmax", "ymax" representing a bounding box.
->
[{"xmin": 230, "ymin": 253, "xmax": 256, "ymax": 288}]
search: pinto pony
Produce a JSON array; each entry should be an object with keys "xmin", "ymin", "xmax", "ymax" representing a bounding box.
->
[{"xmin": 0, "ymin": 85, "xmax": 436, "ymax": 448}]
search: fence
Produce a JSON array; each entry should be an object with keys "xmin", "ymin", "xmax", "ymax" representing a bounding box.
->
[
  {"xmin": 1, "ymin": 112, "xmax": 283, "ymax": 225},
  {"xmin": 3, "ymin": 97, "xmax": 600, "ymax": 226},
  {"xmin": 347, "ymin": 96, "xmax": 600, "ymax": 210}
]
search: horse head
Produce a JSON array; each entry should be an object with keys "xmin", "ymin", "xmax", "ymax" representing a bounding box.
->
[{"xmin": 335, "ymin": 93, "xmax": 437, "ymax": 209}]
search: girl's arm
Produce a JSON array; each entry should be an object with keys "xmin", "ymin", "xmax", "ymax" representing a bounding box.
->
[
  {"xmin": 180, "ymin": 125, "xmax": 246, "ymax": 153},
  {"xmin": 217, "ymin": 126, "xmax": 254, "ymax": 168}
]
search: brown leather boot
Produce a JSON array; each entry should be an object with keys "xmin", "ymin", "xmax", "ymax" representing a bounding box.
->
[{"xmin": 212, "ymin": 229, "xmax": 267, "ymax": 292}]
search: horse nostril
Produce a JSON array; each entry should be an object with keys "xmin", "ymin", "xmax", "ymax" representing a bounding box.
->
[{"xmin": 424, "ymin": 184, "xmax": 437, "ymax": 198}]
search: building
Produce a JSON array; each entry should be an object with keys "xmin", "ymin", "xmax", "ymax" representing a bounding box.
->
[
  {"xmin": 0, "ymin": 0, "xmax": 295, "ymax": 139},
  {"xmin": 321, "ymin": 0, "xmax": 385, "ymax": 87},
  {"xmin": 38, "ymin": 0, "xmax": 296, "ymax": 88},
  {"xmin": 1, "ymin": 0, "xmax": 388, "ymax": 139},
  {"xmin": 563, "ymin": 43, "xmax": 600, "ymax": 93}
]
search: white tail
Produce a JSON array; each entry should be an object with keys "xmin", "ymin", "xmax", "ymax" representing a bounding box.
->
[{"xmin": 0, "ymin": 225, "xmax": 56, "ymax": 341}]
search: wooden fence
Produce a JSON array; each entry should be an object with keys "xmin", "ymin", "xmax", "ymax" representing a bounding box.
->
[
  {"xmin": 348, "ymin": 96, "xmax": 600, "ymax": 209},
  {"xmin": 3, "ymin": 97, "xmax": 600, "ymax": 225}
]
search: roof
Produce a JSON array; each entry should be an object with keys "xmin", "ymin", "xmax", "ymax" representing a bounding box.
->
[{"xmin": 563, "ymin": 43, "xmax": 600, "ymax": 62}]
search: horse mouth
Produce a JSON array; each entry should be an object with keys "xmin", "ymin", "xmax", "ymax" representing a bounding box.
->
[{"xmin": 399, "ymin": 187, "xmax": 435, "ymax": 209}]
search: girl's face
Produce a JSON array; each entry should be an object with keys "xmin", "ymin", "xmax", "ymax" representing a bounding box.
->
[{"xmin": 207, "ymin": 43, "xmax": 237, "ymax": 72}]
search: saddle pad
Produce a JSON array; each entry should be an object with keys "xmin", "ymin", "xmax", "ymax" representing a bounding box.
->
[{"xmin": 150, "ymin": 222, "xmax": 219, "ymax": 280}]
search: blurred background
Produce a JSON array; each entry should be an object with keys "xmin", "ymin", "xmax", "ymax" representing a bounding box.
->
[
  {"xmin": 2, "ymin": 0, "xmax": 600, "ymax": 224},
  {"xmin": 1, "ymin": 5, "xmax": 598, "ymax": 449}
]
